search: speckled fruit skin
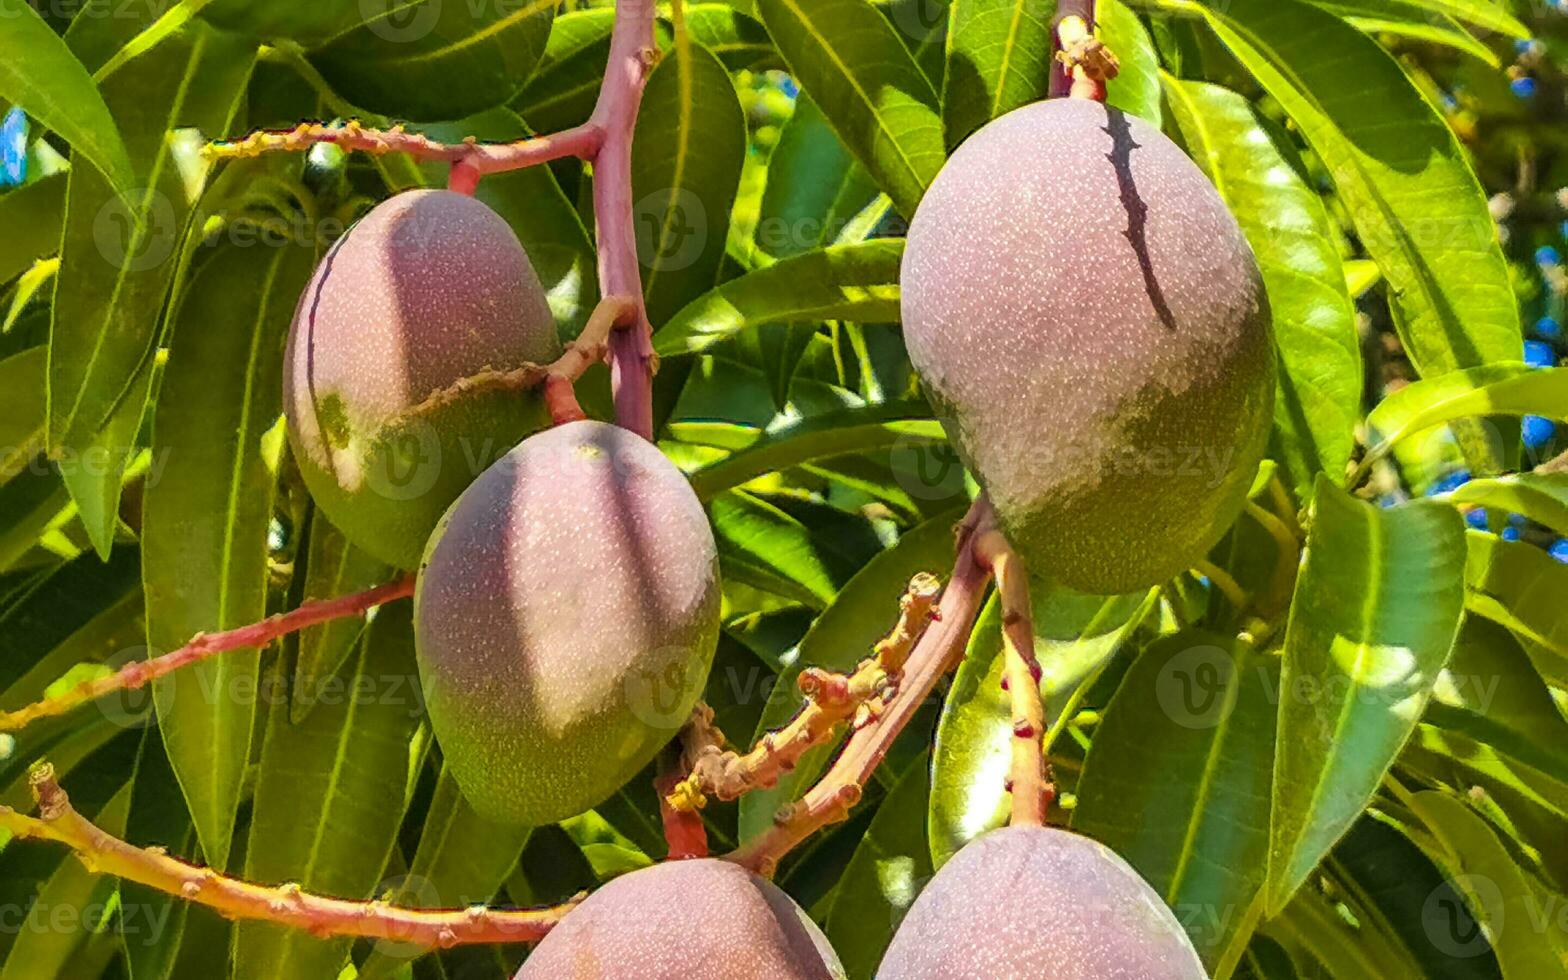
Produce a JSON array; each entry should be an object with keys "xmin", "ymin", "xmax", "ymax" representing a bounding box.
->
[
  {"xmin": 284, "ymin": 188, "xmax": 560, "ymax": 570},
  {"xmin": 901, "ymin": 99, "xmax": 1275, "ymax": 594},
  {"xmin": 877, "ymin": 826, "xmax": 1206, "ymax": 979},
  {"xmin": 516, "ymin": 859, "xmax": 846, "ymax": 980},
  {"xmin": 414, "ymin": 420, "xmax": 721, "ymax": 826}
]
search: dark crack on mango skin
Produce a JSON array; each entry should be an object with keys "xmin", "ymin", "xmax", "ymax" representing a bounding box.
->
[
  {"xmin": 901, "ymin": 99, "xmax": 1275, "ymax": 595},
  {"xmin": 283, "ymin": 188, "xmax": 561, "ymax": 570}
]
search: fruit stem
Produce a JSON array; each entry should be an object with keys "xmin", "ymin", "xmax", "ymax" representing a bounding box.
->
[
  {"xmin": 204, "ymin": 120, "xmax": 604, "ymax": 176},
  {"xmin": 656, "ymin": 751, "xmax": 710, "ymax": 860},
  {"xmin": 1051, "ymin": 1, "xmax": 1119, "ymax": 102},
  {"xmin": 667, "ymin": 575, "xmax": 942, "ymax": 811},
  {"xmin": 0, "ymin": 576, "xmax": 415, "ymax": 733},
  {"xmin": 973, "ymin": 529, "xmax": 1052, "ymax": 828},
  {"xmin": 725, "ymin": 500, "xmax": 995, "ymax": 876},
  {"xmin": 1194, "ymin": 559, "xmax": 1248, "ymax": 612},
  {"xmin": 0, "ymin": 764, "xmax": 577, "ymax": 947},
  {"xmin": 587, "ymin": 0, "xmax": 660, "ymax": 440}
]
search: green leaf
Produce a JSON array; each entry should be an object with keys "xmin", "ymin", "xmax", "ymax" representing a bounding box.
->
[
  {"xmin": 825, "ymin": 753, "xmax": 933, "ymax": 980},
  {"xmin": 0, "ymin": 172, "xmax": 66, "ymax": 287},
  {"xmin": 1194, "ymin": 0, "xmax": 1520, "ymax": 382},
  {"xmin": 1320, "ymin": 4, "xmax": 1500, "ymax": 66},
  {"xmin": 308, "ymin": 0, "xmax": 556, "ymax": 122},
  {"xmin": 738, "ymin": 508, "xmax": 965, "ymax": 840},
  {"xmin": 49, "ymin": 24, "xmax": 256, "ymax": 551},
  {"xmin": 1267, "ymin": 477, "xmax": 1467, "ymax": 914},
  {"xmin": 1100, "ymin": 0, "xmax": 1162, "ymax": 125},
  {"xmin": 143, "ymin": 240, "xmax": 316, "ymax": 869},
  {"xmin": 1449, "ymin": 474, "xmax": 1568, "ymax": 537},
  {"xmin": 930, "ymin": 584, "xmax": 1153, "ymax": 867},
  {"xmin": 511, "ymin": 9, "xmax": 621, "ymax": 134},
  {"xmin": 709, "ymin": 489, "xmax": 845, "ymax": 607},
  {"xmin": 291, "ymin": 512, "xmax": 392, "ymax": 723},
  {"xmin": 1314, "ymin": 0, "xmax": 1529, "ymax": 38},
  {"xmin": 1411, "ymin": 791, "xmax": 1568, "ymax": 979},
  {"xmin": 756, "ymin": 94, "xmax": 880, "ymax": 260},
  {"xmin": 941, "ymin": 0, "xmax": 1056, "ymax": 149},
  {"xmin": 1361, "ymin": 364, "xmax": 1563, "ymax": 469},
  {"xmin": 1431, "ymin": 617, "xmax": 1568, "ymax": 772},
  {"xmin": 655, "ymin": 239, "xmax": 903, "ymax": 355},
  {"xmin": 1464, "ymin": 531, "xmax": 1568, "ymax": 667},
  {"xmin": 685, "ymin": 4, "xmax": 776, "ymax": 70},
  {"xmin": 757, "ymin": 0, "xmax": 944, "ymax": 219},
  {"xmin": 200, "ymin": 0, "xmax": 369, "ymax": 45},
  {"xmin": 0, "ymin": 0, "xmax": 135, "ymax": 196},
  {"xmin": 632, "ymin": 41, "xmax": 747, "ymax": 326},
  {"xmin": 0, "ymin": 346, "xmax": 48, "ymax": 483},
  {"xmin": 684, "ymin": 401, "xmax": 943, "ymax": 501},
  {"xmin": 1073, "ymin": 631, "xmax": 1278, "ymax": 973},
  {"xmin": 1161, "ymin": 77, "xmax": 1360, "ymax": 503},
  {"xmin": 120, "ymin": 726, "xmax": 198, "ymax": 980},
  {"xmin": 234, "ymin": 603, "xmax": 425, "ymax": 979}
]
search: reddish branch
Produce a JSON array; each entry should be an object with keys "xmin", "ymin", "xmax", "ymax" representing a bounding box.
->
[
  {"xmin": 0, "ymin": 576, "xmax": 415, "ymax": 732},
  {"xmin": 0, "ymin": 765, "xmax": 575, "ymax": 947},
  {"xmin": 669, "ymin": 575, "xmax": 942, "ymax": 811},
  {"xmin": 973, "ymin": 530, "xmax": 1051, "ymax": 826},
  {"xmin": 1052, "ymin": 2, "xmax": 1119, "ymax": 102},
  {"xmin": 726, "ymin": 502, "xmax": 995, "ymax": 876},
  {"xmin": 655, "ymin": 757, "xmax": 710, "ymax": 860}
]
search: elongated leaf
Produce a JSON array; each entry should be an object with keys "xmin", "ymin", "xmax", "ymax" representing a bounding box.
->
[
  {"xmin": 309, "ymin": 0, "xmax": 555, "ymax": 121},
  {"xmin": 291, "ymin": 512, "xmax": 391, "ymax": 722},
  {"xmin": 235, "ymin": 604, "xmax": 425, "ymax": 978},
  {"xmin": 200, "ymin": 0, "xmax": 368, "ymax": 44},
  {"xmin": 1365, "ymin": 365, "xmax": 1563, "ymax": 456},
  {"xmin": 825, "ymin": 753, "xmax": 933, "ymax": 980},
  {"xmin": 739, "ymin": 508, "xmax": 965, "ymax": 840},
  {"xmin": 143, "ymin": 240, "xmax": 316, "ymax": 869},
  {"xmin": 655, "ymin": 239, "xmax": 902, "ymax": 355},
  {"xmin": 1268, "ymin": 476, "xmax": 1466, "ymax": 913},
  {"xmin": 1465, "ymin": 531, "xmax": 1568, "ymax": 665},
  {"xmin": 710, "ymin": 489, "xmax": 844, "ymax": 607},
  {"xmin": 1432, "ymin": 617, "xmax": 1568, "ymax": 771},
  {"xmin": 930, "ymin": 584, "xmax": 1154, "ymax": 867},
  {"xmin": 757, "ymin": 94, "xmax": 880, "ymax": 260},
  {"xmin": 942, "ymin": 0, "xmax": 1056, "ymax": 148},
  {"xmin": 1449, "ymin": 474, "xmax": 1568, "ymax": 537},
  {"xmin": 0, "ymin": 346, "xmax": 47, "ymax": 483},
  {"xmin": 1100, "ymin": 0, "xmax": 1161, "ymax": 125},
  {"xmin": 685, "ymin": 4, "xmax": 776, "ymax": 69},
  {"xmin": 632, "ymin": 41, "xmax": 747, "ymax": 326},
  {"xmin": 757, "ymin": 0, "xmax": 944, "ymax": 219},
  {"xmin": 511, "ymin": 9, "xmax": 620, "ymax": 134},
  {"xmin": 0, "ymin": 172, "xmax": 66, "ymax": 286},
  {"xmin": 0, "ymin": 0, "xmax": 134, "ymax": 195},
  {"xmin": 685, "ymin": 402, "xmax": 942, "ymax": 501},
  {"xmin": 49, "ymin": 24, "xmax": 256, "ymax": 553},
  {"xmin": 1195, "ymin": 0, "xmax": 1519, "ymax": 382},
  {"xmin": 1311, "ymin": 0, "xmax": 1529, "ymax": 38},
  {"xmin": 1162, "ymin": 77, "xmax": 1360, "ymax": 502},
  {"xmin": 1411, "ymin": 791, "xmax": 1568, "ymax": 978},
  {"xmin": 357, "ymin": 766, "xmax": 532, "ymax": 979},
  {"xmin": 119, "ymin": 726, "xmax": 198, "ymax": 980},
  {"xmin": 1318, "ymin": 3, "xmax": 1500, "ymax": 66},
  {"xmin": 1074, "ymin": 631, "xmax": 1278, "ymax": 973}
]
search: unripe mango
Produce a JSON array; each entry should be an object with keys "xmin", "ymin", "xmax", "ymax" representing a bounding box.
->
[
  {"xmin": 877, "ymin": 825, "xmax": 1205, "ymax": 979},
  {"xmin": 414, "ymin": 420, "xmax": 720, "ymax": 826},
  {"xmin": 284, "ymin": 188, "xmax": 560, "ymax": 570},
  {"xmin": 901, "ymin": 99, "xmax": 1274, "ymax": 594},
  {"xmin": 516, "ymin": 858, "xmax": 846, "ymax": 979}
]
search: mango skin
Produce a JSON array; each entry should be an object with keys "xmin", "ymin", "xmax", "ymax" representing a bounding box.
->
[
  {"xmin": 284, "ymin": 189, "xmax": 560, "ymax": 570},
  {"xmin": 516, "ymin": 858, "xmax": 846, "ymax": 980},
  {"xmin": 901, "ymin": 99, "xmax": 1275, "ymax": 594},
  {"xmin": 414, "ymin": 420, "xmax": 721, "ymax": 826},
  {"xmin": 877, "ymin": 825, "xmax": 1207, "ymax": 979}
]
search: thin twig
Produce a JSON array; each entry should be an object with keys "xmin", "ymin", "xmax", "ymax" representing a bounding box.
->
[
  {"xmin": 726, "ymin": 501, "xmax": 995, "ymax": 876},
  {"xmin": 1052, "ymin": 2, "xmax": 1119, "ymax": 101},
  {"xmin": 0, "ymin": 765, "xmax": 575, "ymax": 947},
  {"xmin": 1194, "ymin": 560, "xmax": 1248, "ymax": 612},
  {"xmin": 0, "ymin": 577, "xmax": 416, "ymax": 733},
  {"xmin": 973, "ymin": 529, "xmax": 1050, "ymax": 827},
  {"xmin": 669, "ymin": 574, "xmax": 942, "ymax": 810}
]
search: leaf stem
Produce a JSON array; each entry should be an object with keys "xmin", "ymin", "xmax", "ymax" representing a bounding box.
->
[
  {"xmin": 0, "ymin": 577, "xmax": 414, "ymax": 732},
  {"xmin": 725, "ymin": 500, "xmax": 995, "ymax": 876},
  {"xmin": 973, "ymin": 528, "xmax": 1051, "ymax": 827},
  {"xmin": 0, "ymin": 765, "xmax": 576, "ymax": 947}
]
